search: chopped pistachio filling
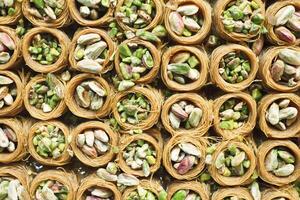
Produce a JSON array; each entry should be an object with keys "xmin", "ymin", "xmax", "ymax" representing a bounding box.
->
[
  {"xmin": 214, "ymin": 144, "xmax": 250, "ymax": 177},
  {"xmin": 168, "ymin": 4, "xmax": 203, "ymax": 37},
  {"xmin": 117, "ymin": 93, "xmax": 151, "ymax": 125},
  {"xmin": 0, "ymin": 0, "xmax": 16, "ymax": 16},
  {"xmin": 221, "ymin": 0, "xmax": 264, "ymax": 36},
  {"xmin": 167, "ymin": 51, "xmax": 200, "ymax": 84},
  {"xmin": 219, "ymin": 98, "xmax": 249, "ymax": 130},
  {"xmin": 169, "ymin": 100, "xmax": 203, "ymax": 130},
  {"xmin": 76, "ymin": 128, "xmax": 110, "ymax": 158},
  {"xmin": 33, "ymin": 124, "xmax": 66, "ymax": 159},
  {"xmin": 118, "ymin": 43, "xmax": 154, "ymax": 81},
  {"xmin": 35, "ymin": 180, "xmax": 68, "ymax": 200},
  {"xmin": 219, "ymin": 51, "xmax": 251, "ymax": 84},
  {"xmin": 123, "ymin": 139, "xmax": 157, "ymax": 177},
  {"xmin": 0, "ymin": 75, "xmax": 17, "ymax": 109},
  {"xmin": 266, "ymin": 98, "xmax": 298, "ymax": 131},
  {"xmin": 76, "ymin": 0, "xmax": 111, "ymax": 20},
  {"xmin": 84, "ymin": 186, "xmax": 114, "ymax": 200},
  {"xmin": 264, "ymin": 147, "xmax": 295, "ymax": 177},
  {"xmin": 29, "ymin": 74, "xmax": 63, "ymax": 113},
  {"xmin": 28, "ymin": 33, "xmax": 62, "ymax": 65},
  {"xmin": 116, "ymin": 0, "xmax": 156, "ymax": 29},
  {"xmin": 172, "ymin": 190, "xmax": 201, "ymax": 200},
  {"xmin": 74, "ymin": 33, "xmax": 108, "ymax": 74},
  {"xmin": 0, "ymin": 124, "xmax": 17, "ymax": 153},
  {"xmin": 270, "ymin": 49, "xmax": 300, "ymax": 87},
  {"xmin": 0, "ymin": 177, "xmax": 25, "ymax": 200},
  {"xmin": 127, "ymin": 186, "xmax": 157, "ymax": 200},
  {"xmin": 0, "ymin": 32, "xmax": 15, "ymax": 64},
  {"xmin": 29, "ymin": 0, "xmax": 63, "ymax": 21},
  {"xmin": 74, "ymin": 80, "xmax": 107, "ymax": 111},
  {"xmin": 170, "ymin": 142, "xmax": 201, "ymax": 175}
]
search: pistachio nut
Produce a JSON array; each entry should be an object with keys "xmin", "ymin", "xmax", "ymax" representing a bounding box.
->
[
  {"xmin": 85, "ymin": 186, "xmax": 114, "ymax": 199},
  {"xmin": 117, "ymin": 173, "xmax": 139, "ymax": 186},
  {"xmin": 29, "ymin": 33, "xmax": 61, "ymax": 65},
  {"xmin": 200, "ymin": 172, "xmax": 211, "ymax": 182},
  {"xmin": 152, "ymin": 25, "xmax": 167, "ymax": 38},
  {"xmin": 117, "ymin": 80, "xmax": 135, "ymax": 91},
  {"xmin": 171, "ymin": 189, "xmax": 187, "ymax": 200},
  {"xmin": 29, "ymin": 74, "xmax": 62, "ymax": 113},
  {"xmin": 274, "ymin": 164, "xmax": 295, "ymax": 177},
  {"xmin": 266, "ymin": 98, "xmax": 298, "ymax": 130},
  {"xmin": 219, "ymin": 98, "xmax": 249, "ymax": 130},
  {"xmin": 168, "ymin": 3, "xmax": 202, "ymax": 37},
  {"xmin": 117, "ymin": 92, "xmax": 150, "ymax": 125},
  {"xmin": 264, "ymin": 147, "xmax": 296, "ymax": 177},
  {"xmin": 287, "ymin": 13, "xmax": 300, "ymax": 32},
  {"xmin": 106, "ymin": 162, "xmax": 118, "ymax": 174},
  {"xmin": 206, "ymin": 35, "xmax": 220, "ymax": 48},
  {"xmin": 96, "ymin": 168, "xmax": 118, "ymax": 182},
  {"xmin": 270, "ymin": 59, "xmax": 285, "ymax": 82},
  {"xmin": 35, "ymin": 180, "xmax": 68, "ymax": 200},
  {"xmin": 265, "ymin": 149, "xmax": 279, "ymax": 172},
  {"xmin": 274, "ymin": 26, "xmax": 296, "ymax": 44},
  {"xmin": 61, "ymin": 70, "xmax": 71, "ymax": 82},
  {"xmin": 169, "ymin": 12, "xmax": 184, "ymax": 35},
  {"xmin": 252, "ymin": 36, "xmax": 264, "ymax": 56},
  {"xmin": 273, "ymin": 5, "xmax": 295, "ymax": 26},
  {"xmin": 249, "ymin": 83, "xmax": 264, "ymax": 102},
  {"xmin": 171, "ymin": 189, "xmax": 201, "ymax": 200},
  {"xmin": 32, "ymin": 124, "xmax": 66, "ymax": 159},
  {"xmin": 249, "ymin": 182, "xmax": 261, "ymax": 200},
  {"xmin": 279, "ymin": 49, "xmax": 300, "ymax": 65},
  {"xmin": 171, "ymin": 142, "xmax": 200, "ymax": 175},
  {"xmin": 136, "ymin": 30, "xmax": 161, "ymax": 43}
]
